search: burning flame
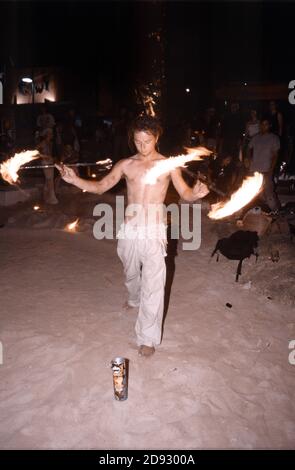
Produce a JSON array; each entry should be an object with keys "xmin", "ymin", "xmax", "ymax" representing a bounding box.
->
[
  {"xmin": 33, "ymin": 205, "xmax": 40, "ymax": 211},
  {"xmin": 143, "ymin": 147, "xmax": 211, "ymax": 185},
  {"xmin": 139, "ymin": 92, "xmax": 156, "ymax": 117},
  {"xmin": 66, "ymin": 218, "xmax": 79, "ymax": 231},
  {"xmin": 96, "ymin": 158, "xmax": 112, "ymax": 170},
  {"xmin": 208, "ymin": 172, "xmax": 264, "ymax": 219},
  {"xmin": 145, "ymin": 96, "xmax": 156, "ymax": 117},
  {"xmin": 0, "ymin": 150, "xmax": 40, "ymax": 185},
  {"xmin": 96, "ymin": 158, "xmax": 112, "ymax": 166}
]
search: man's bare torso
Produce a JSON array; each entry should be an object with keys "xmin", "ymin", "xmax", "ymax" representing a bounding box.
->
[{"xmin": 121, "ymin": 153, "xmax": 170, "ymax": 224}]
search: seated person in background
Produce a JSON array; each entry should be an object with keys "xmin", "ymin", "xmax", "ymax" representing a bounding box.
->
[
  {"xmin": 248, "ymin": 117, "xmax": 281, "ymax": 212},
  {"xmin": 208, "ymin": 154, "xmax": 244, "ymax": 197}
]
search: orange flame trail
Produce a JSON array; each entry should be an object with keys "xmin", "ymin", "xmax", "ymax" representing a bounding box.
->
[
  {"xmin": 208, "ymin": 172, "xmax": 264, "ymax": 219},
  {"xmin": 143, "ymin": 147, "xmax": 211, "ymax": 185},
  {"xmin": 0, "ymin": 150, "xmax": 40, "ymax": 185}
]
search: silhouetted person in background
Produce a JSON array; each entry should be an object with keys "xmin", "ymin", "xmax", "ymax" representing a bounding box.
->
[
  {"xmin": 248, "ymin": 117, "xmax": 280, "ymax": 212},
  {"xmin": 220, "ymin": 102, "xmax": 244, "ymax": 161}
]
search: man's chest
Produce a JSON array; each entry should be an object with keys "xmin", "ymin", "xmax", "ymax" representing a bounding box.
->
[
  {"xmin": 253, "ymin": 137, "xmax": 273, "ymax": 158},
  {"xmin": 125, "ymin": 161, "xmax": 169, "ymax": 184}
]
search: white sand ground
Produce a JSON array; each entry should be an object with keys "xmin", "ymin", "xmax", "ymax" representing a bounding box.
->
[{"xmin": 0, "ymin": 191, "xmax": 294, "ymax": 449}]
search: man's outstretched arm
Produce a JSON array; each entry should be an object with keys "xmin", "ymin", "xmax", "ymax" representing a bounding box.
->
[
  {"xmin": 55, "ymin": 160, "xmax": 126, "ymax": 195},
  {"xmin": 171, "ymin": 168, "xmax": 209, "ymax": 202}
]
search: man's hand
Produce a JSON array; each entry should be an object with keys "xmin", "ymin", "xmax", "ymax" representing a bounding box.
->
[
  {"xmin": 192, "ymin": 180, "xmax": 210, "ymax": 200},
  {"xmin": 55, "ymin": 164, "xmax": 78, "ymax": 185}
]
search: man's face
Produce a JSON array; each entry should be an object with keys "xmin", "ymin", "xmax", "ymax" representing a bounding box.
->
[
  {"xmin": 260, "ymin": 120, "xmax": 270, "ymax": 134},
  {"xmin": 134, "ymin": 130, "xmax": 157, "ymax": 156}
]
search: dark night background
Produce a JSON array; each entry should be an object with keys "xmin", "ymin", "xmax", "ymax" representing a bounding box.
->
[{"xmin": 1, "ymin": 1, "xmax": 295, "ymax": 109}]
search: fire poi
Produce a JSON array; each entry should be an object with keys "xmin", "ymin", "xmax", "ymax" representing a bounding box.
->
[{"xmin": 0, "ymin": 151, "xmax": 112, "ymax": 186}]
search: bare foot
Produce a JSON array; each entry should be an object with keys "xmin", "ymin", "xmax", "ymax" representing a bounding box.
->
[
  {"xmin": 138, "ymin": 345, "xmax": 155, "ymax": 357},
  {"xmin": 122, "ymin": 301, "xmax": 138, "ymax": 313}
]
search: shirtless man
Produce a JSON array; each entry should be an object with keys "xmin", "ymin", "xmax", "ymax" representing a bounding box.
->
[{"xmin": 56, "ymin": 115, "xmax": 209, "ymax": 357}]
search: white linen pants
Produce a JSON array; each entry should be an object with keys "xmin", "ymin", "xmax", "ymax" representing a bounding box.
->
[{"xmin": 117, "ymin": 224, "xmax": 167, "ymax": 348}]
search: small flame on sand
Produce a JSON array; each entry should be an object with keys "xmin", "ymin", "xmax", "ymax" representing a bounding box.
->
[
  {"xmin": 66, "ymin": 218, "xmax": 79, "ymax": 231},
  {"xmin": 0, "ymin": 150, "xmax": 40, "ymax": 185},
  {"xmin": 143, "ymin": 147, "xmax": 211, "ymax": 185},
  {"xmin": 208, "ymin": 172, "xmax": 264, "ymax": 219}
]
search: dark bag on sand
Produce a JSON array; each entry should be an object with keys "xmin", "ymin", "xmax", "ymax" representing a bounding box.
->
[{"xmin": 211, "ymin": 230, "xmax": 259, "ymax": 282}]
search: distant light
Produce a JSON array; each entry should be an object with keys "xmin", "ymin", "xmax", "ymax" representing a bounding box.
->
[
  {"xmin": 244, "ymin": 82, "xmax": 247, "ymax": 86},
  {"xmin": 224, "ymin": 100, "xmax": 227, "ymax": 106},
  {"xmin": 82, "ymin": 189, "xmax": 87, "ymax": 193},
  {"xmin": 33, "ymin": 205, "xmax": 40, "ymax": 211},
  {"xmin": 91, "ymin": 174, "xmax": 96, "ymax": 178},
  {"xmin": 185, "ymin": 88, "xmax": 190, "ymax": 93},
  {"xmin": 22, "ymin": 77, "xmax": 33, "ymax": 83}
]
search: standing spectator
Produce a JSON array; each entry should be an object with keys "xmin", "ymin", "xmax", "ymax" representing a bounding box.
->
[
  {"xmin": 203, "ymin": 107, "xmax": 220, "ymax": 152},
  {"xmin": 179, "ymin": 119, "xmax": 192, "ymax": 148},
  {"xmin": 268, "ymin": 100, "xmax": 283, "ymax": 138},
  {"xmin": 95, "ymin": 120, "xmax": 110, "ymax": 159},
  {"xmin": 245, "ymin": 108, "xmax": 260, "ymax": 139},
  {"xmin": 55, "ymin": 121, "xmax": 63, "ymax": 159},
  {"xmin": 36, "ymin": 128, "xmax": 58, "ymax": 205},
  {"xmin": 268, "ymin": 100, "xmax": 285, "ymax": 174},
  {"xmin": 55, "ymin": 144, "xmax": 79, "ymax": 194},
  {"xmin": 285, "ymin": 118, "xmax": 295, "ymax": 172},
  {"xmin": 220, "ymin": 102, "xmax": 244, "ymax": 161},
  {"xmin": 248, "ymin": 117, "xmax": 280, "ymax": 212},
  {"xmin": 0, "ymin": 118, "xmax": 15, "ymax": 158},
  {"xmin": 61, "ymin": 111, "xmax": 80, "ymax": 154},
  {"xmin": 242, "ymin": 108, "xmax": 260, "ymax": 164},
  {"xmin": 68, "ymin": 108, "xmax": 82, "ymax": 149},
  {"xmin": 36, "ymin": 105, "xmax": 55, "ymax": 133}
]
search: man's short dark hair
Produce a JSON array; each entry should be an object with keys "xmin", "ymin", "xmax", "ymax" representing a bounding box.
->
[{"xmin": 128, "ymin": 114, "xmax": 163, "ymax": 141}]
